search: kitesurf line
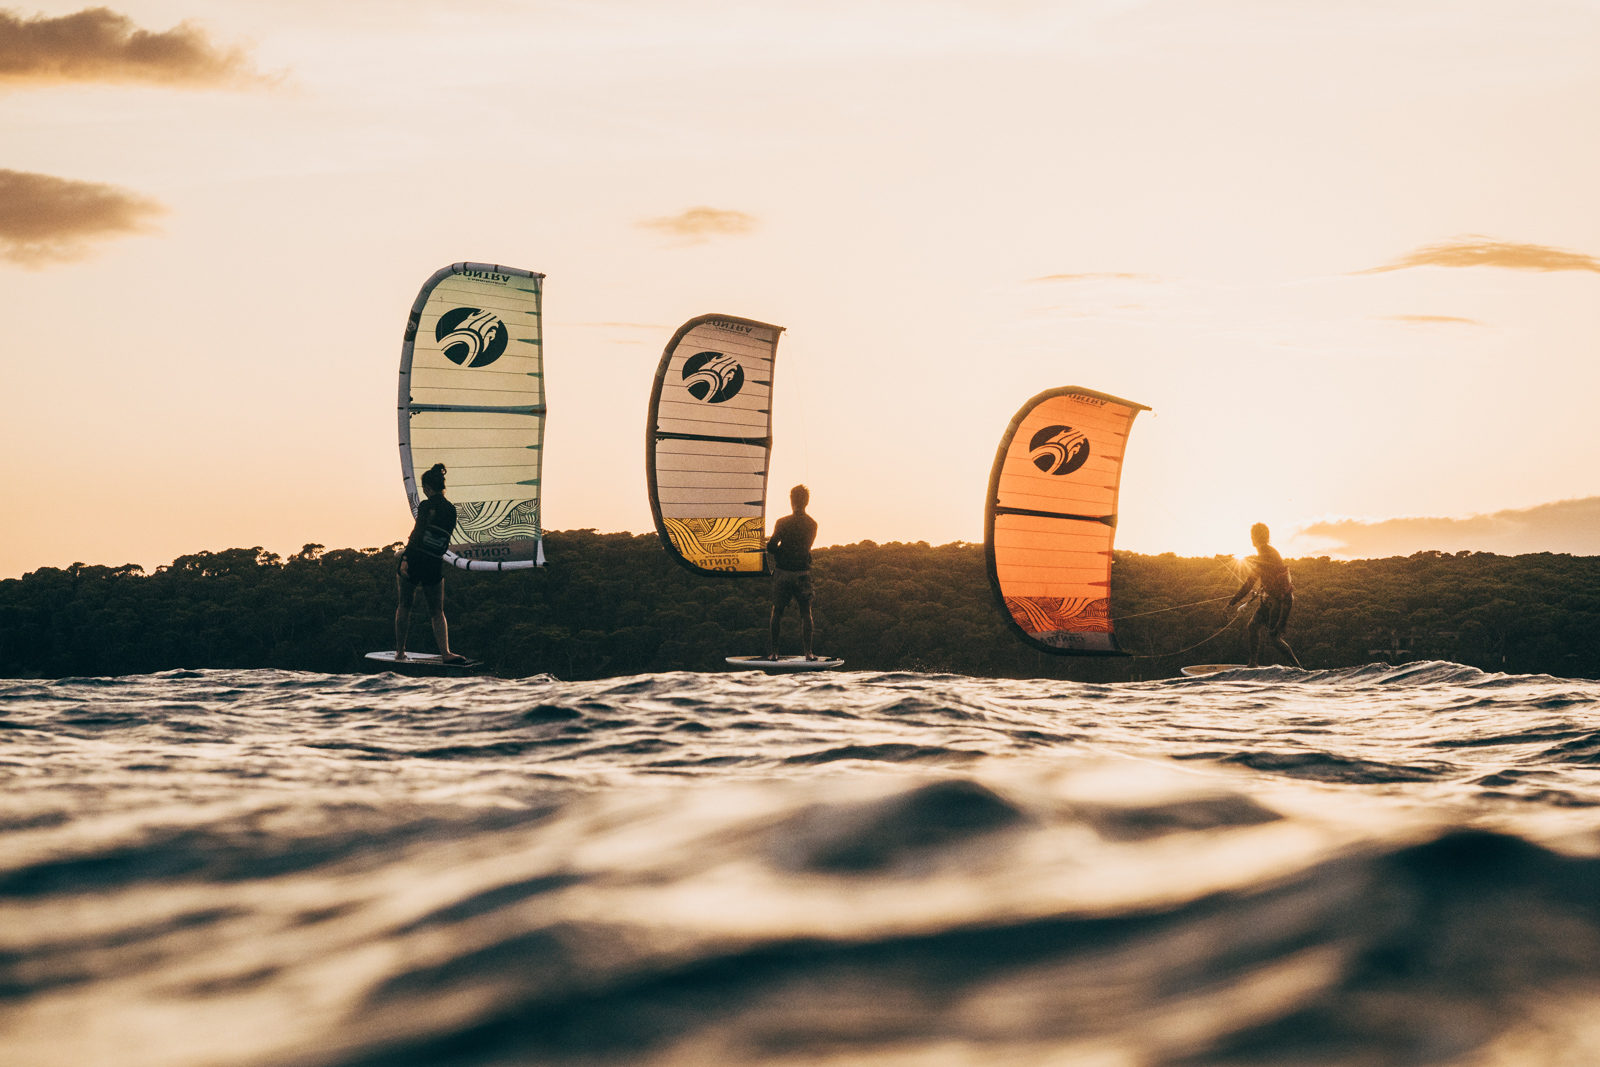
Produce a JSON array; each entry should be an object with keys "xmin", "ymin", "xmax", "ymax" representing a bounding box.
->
[
  {"xmin": 1112, "ymin": 594, "xmax": 1232, "ymax": 622},
  {"xmin": 1122, "ymin": 610, "xmax": 1244, "ymax": 661},
  {"xmin": 1113, "ymin": 560, "xmax": 1251, "ymax": 660}
]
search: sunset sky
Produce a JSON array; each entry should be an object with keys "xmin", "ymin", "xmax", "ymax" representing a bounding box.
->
[{"xmin": 4, "ymin": 0, "xmax": 1598, "ymax": 578}]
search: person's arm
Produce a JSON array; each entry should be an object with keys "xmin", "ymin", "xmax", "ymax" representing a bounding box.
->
[
  {"xmin": 397, "ymin": 503, "xmax": 429, "ymax": 577},
  {"xmin": 1226, "ymin": 558, "xmax": 1258, "ymax": 610},
  {"xmin": 766, "ymin": 516, "xmax": 785, "ymax": 556},
  {"xmin": 1226, "ymin": 577, "xmax": 1253, "ymax": 610}
]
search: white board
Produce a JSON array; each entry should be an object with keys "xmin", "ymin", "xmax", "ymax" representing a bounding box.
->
[
  {"xmin": 1180, "ymin": 664, "xmax": 1247, "ymax": 677},
  {"xmin": 726, "ymin": 656, "xmax": 844, "ymax": 674},
  {"xmin": 365, "ymin": 651, "xmax": 484, "ymax": 671}
]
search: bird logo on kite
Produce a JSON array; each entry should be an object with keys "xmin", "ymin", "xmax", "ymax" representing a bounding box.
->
[
  {"xmin": 435, "ymin": 307, "xmax": 509, "ymax": 368},
  {"xmin": 682, "ymin": 351, "xmax": 745, "ymax": 403},
  {"xmin": 1028, "ymin": 425, "xmax": 1091, "ymax": 475}
]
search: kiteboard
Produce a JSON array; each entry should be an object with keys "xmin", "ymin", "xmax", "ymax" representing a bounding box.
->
[
  {"xmin": 726, "ymin": 656, "xmax": 844, "ymax": 674},
  {"xmin": 1180, "ymin": 664, "xmax": 1247, "ymax": 678},
  {"xmin": 364, "ymin": 651, "xmax": 486, "ymax": 674}
]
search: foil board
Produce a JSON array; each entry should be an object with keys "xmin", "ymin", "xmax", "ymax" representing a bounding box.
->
[
  {"xmin": 726, "ymin": 656, "xmax": 844, "ymax": 674},
  {"xmin": 1180, "ymin": 664, "xmax": 1247, "ymax": 678},
  {"xmin": 364, "ymin": 651, "xmax": 485, "ymax": 673}
]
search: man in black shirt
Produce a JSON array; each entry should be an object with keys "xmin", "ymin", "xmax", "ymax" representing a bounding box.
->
[
  {"xmin": 765, "ymin": 484, "xmax": 819, "ymax": 660},
  {"xmin": 396, "ymin": 462, "xmax": 465, "ymax": 663}
]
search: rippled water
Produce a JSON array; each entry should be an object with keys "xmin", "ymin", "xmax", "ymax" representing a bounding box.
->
[{"xmin": 5, "ymin": 662, "xmax": 1600, "ymax": 1066}]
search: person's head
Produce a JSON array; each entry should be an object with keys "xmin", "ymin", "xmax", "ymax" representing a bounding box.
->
[
  {"xmin": 421, "ymin": 463, "xmax": 447, "ymax": 496},
  {"xmin": 1250, "ymin": 522, "xmax": 1270, "ymax": 547},
  {"xmin": 790, "ymin": 484, "xmax": 810, "ymax": 511}
]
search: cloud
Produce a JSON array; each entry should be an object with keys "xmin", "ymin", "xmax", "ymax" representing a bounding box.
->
[
  {"xmin": 1379, "ymin": 315, "xmax": 1487, "ymax": 326},
  {"xmin": 1029, "ymin": 272, "xmax": 1156, "ymax": 283},
  {"xmin": 0, "ymin": 169, "xmax": 165, "ymax": 267},
  {"xmin": 0, "ymin": 7, "xmax": 267, "ymax": 88},
  {"xmin": 1359, "ymin": 235, "xmax": 1600, "ymax": 275},
  {"xmin": 1297, "ymin": 497, "xmax": 1600, "ymax": 559},
  {"xmin": 637, "ymin": 206, "xmax": 757, "ymax": 242}
]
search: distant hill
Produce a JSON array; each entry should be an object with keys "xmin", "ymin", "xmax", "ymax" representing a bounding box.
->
[{"xmin": 1, "ymin": 533, "xmax": 1595, "ymax": 680}]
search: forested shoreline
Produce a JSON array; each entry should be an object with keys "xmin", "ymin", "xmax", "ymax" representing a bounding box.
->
[{"xmin": 2, "ymin": 531, "xmax": 1596, "ymax": 681}]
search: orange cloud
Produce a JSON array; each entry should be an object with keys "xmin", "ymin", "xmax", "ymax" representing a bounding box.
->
[
  {"xmin": 0, "ymin": 169, "xmax": 165, "ymax": 267},
  {"xmin": 0, "ymin": 7, "xmax": 266, "ymax": 88},
  {"xmin": 1379, "ymin": 315, "xmax": 1486, "ymax": 326},
  {"xmin": 1359, "ymin": 236, "xmax": 1600, "ymax": 275},
  {"xmin": 638, "ymin": 206, "xmax": 757, "ymax": 242},
  {"xmin": 1299, "ymin": 497, "xmax": 1600, "ymax": 559}
]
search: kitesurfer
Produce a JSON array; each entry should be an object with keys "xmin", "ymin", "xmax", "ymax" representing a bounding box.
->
[
  {"xmin": 395, "ymin": 463, "xmax": 465, "ymax": 663},
  {"xmin": 1227, "ymin": 523, "xmax": 1302, "ymax": 669},
  {"xmin": 765, "ymin": 484, "xmax": 819, "ymax": 660}
]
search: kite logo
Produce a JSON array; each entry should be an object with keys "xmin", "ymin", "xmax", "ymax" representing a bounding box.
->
[
  {"xmin": 436, "ymin": 307, "xmax": 509, "ymax": 368},
  {"xmin": 682, "ymin": 351, "xmax": 744, "ymax": 403},
  {"xmin": 1028, "ymin": 425, "xmax": 1091, "ymax": 476}
]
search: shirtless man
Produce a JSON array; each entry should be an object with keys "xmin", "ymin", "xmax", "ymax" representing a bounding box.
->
[
  {"xmin": 765, "ymin": 485, "xmax": 819, "ymax": 660},
  {"xmin": 1227, "ymin": 523, "xmax": 1303, "ymax": 669}
]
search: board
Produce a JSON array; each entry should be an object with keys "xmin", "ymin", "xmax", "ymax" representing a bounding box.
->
[
  {"xmin": 1180, "ymin": 664, "xmax": 1247, "ymax": 678},
  {"xmin": 364, "ymin": 651, "xmax": 485, "ymax": 673},
  {"xmin": 726, "ymin": 656, "xmax": 844, "ymax": 674}
]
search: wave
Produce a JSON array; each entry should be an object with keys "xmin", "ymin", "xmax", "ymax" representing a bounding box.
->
[
  {"xmin": 5, "ymin": 765, "xmax": 1600, "ymax": 1065},
  {"xmin": 4, "ymin": 665, "xmax": 1600, "ymax": 1063}
]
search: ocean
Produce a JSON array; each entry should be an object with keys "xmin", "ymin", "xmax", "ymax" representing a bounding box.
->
[{"xmin": 4, "ymin": 662, "xmax": 1600, "ymax": 1066}]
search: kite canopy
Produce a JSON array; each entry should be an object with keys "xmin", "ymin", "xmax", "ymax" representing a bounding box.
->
[
  {"xmin": 985, "ymin": 386, "xmax": 1150, "ymax": 656},
  {"xmin": 646, "ymin": 314, "xmax": 784, "ymax": 576},
  {"xmin": 398, "ymin": 263, "xmax": 546, "ymax": 570}
]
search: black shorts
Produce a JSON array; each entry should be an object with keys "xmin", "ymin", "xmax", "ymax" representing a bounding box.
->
[
  {"xmin": 1252, "ymin": 592, "xmax": 1292, "ymax": 636},
  {"xmin": 400, "ymin": 552, "xmax": 444, "ymax": 587},
  {"xmin": 772, "ymin": 567, "xmax": 813, "ymax": 609}
]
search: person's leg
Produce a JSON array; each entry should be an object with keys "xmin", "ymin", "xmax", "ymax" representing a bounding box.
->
[
  {"xmin": 1268, "ymin": 596, "xmax": 1300, "ymax": 668},
  {"xmin": 768, "ymin": 575, "xmax": 792, "ymax": 658},
  {"xmin": 422, "ymin": 581, "xmax": 459, "ymax": 660},
  {"xmin": 395, "ymin": 575, "xmax": 418, "ymax": 659},
  {"xmin": 1271, "ymin": 634, "xmax": 1302, "ymax": 668},
  {"xmin": 768, "ymin": 602, "xmax": 785, "ymax": 658},
  {"xmin": 799, "ymin": 600, "xmax": 814, "ymax": 659},
  {"xmin": 1246, "ymin": 597, "xmax": 1273, "ymax": 667}
]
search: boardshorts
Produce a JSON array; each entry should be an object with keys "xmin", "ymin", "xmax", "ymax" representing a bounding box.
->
[
  {"xmin": 1252, "ymin": 592, "xmax": 1292, "ymax": 637},
  {"xmin": 400, "ymin": 551, "xmax": 444, "ymax": 587},
  {"xmin": 772, "ymin": 567, "xmax": 813, "ymax": 609}
]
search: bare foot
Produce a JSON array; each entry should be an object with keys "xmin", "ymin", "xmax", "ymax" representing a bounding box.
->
[
  {"xmin": 440, "ymin": 653, "xmax": 468, "ymax": 664},
  {"xmin": 805, "ymin": 654, "xmax": 818, "ymax": 661},
  {"xmin": 394, "ymin": 651, "xmax": 408, "ymax": 662}
]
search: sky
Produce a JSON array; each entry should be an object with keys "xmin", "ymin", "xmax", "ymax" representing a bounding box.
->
[{"xmin": 3, "ymin": 0, "xmax": 1598, "ymax": 578}]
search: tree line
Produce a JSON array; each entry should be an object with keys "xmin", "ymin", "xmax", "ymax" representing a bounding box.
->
[{"xmin": 1, "ymin": 532, "xmax": 1596, "ymax": 680}]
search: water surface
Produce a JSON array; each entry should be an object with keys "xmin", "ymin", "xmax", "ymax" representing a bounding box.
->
[{"xmin": 4, "ymin": 662, "xmax": 1600, "ymax": 1066}]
